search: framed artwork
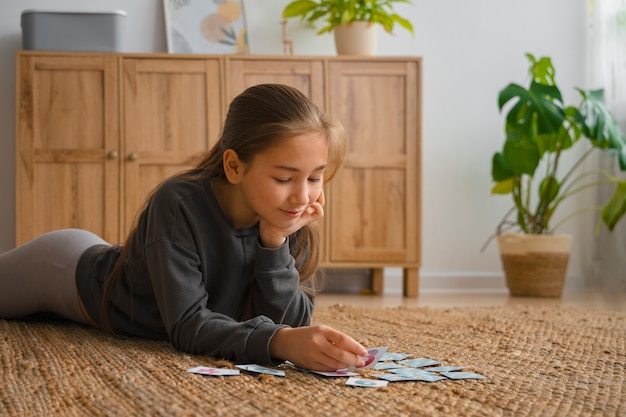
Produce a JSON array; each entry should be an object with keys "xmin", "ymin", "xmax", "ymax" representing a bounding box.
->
[{"xmin": 164, "ymin": 0, "xmax": 249, "ymax": 54}]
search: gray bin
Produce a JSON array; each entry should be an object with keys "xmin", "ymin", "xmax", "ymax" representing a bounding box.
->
[{"xmin": 21, "ymin": 10, "xmax": 127, "ymax": 52}]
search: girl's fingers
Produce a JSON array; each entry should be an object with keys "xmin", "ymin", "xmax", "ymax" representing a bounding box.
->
[
  {"xmin": 327, "ymin": 331, "xmax": 368, "ymax": 358},
  {"xmin": 316, "ymin": 189, "xmax": 325, "ymax": 205},
  {"xmin": 303, "ymin": 202, "xmax": 323, "ymax": 224},
  {"xmin": 323, "ymin": 349, "xmax": 365, "ymax": 370},
  {"xmin": 322, "ymin": 331, "xmax": 367, "ymax": 369}
]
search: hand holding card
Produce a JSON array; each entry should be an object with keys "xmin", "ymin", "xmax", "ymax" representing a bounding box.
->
[
  {"xmin": 344, "ymin": 347, "xmax": 388, "ymax": 372},
  {"xmin": 269, "ymin": 325, "xmax": 368, "ymax": 372}
]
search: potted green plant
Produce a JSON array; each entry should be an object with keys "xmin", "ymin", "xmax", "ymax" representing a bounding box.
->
[
  {"xmin": 281, "ymin": 0, "xmax": 414, "ymax": 55},
  {"xmin": 491, "ymin": 53, "xmax": 626, "ymax": 297}
]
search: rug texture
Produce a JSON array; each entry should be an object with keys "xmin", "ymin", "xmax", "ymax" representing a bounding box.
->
[{"xmin": 1, "ymin": 304, "xmax": 624, "ymax": 417}]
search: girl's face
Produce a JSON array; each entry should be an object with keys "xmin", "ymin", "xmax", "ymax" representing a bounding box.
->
[{"xmin": 238, "ymin": 133, "xmax": 329, "ymax": 229}]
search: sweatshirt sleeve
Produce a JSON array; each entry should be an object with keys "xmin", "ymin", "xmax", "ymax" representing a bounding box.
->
[
  {"xmin": 145, "ymin": 239, "xmax": 286, "ymax": 365},
  {"xmin": 251, "ymin": 240, "xmax": 314, "ymax": 327}
]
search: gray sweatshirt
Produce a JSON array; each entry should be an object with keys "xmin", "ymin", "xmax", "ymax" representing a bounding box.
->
[{"xmin": 76, "ymin": 175, "xmax": 314, "ymax": 365}]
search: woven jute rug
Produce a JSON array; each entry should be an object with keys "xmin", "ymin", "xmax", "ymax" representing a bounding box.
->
[{"xmin": 1, "ymin": 304, "xmax": 624, "ymax": 417}]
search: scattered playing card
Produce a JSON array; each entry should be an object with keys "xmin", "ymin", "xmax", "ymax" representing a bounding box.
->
[
  {"xmin": 311, "ymin": 370, "xmax": 359, "ymax": 377},
  {"xmin": 346, "ymin": 377, "xmax": 389, "ymax": 388},
  {"xmin": 390, "ymin": 367, "xmax": 437, "ymax": 378},
  {"xmin": 345, "ymin": 346, "xmax": 388, "ymax": 371},
  {"xmin": 284, "ymin": 361, "xmax": 366, "ymax": 377},
  {"xmin": 374, "ymin": 373, "xmax": 446, "ymax": 382},
  {"xmin": 374, "ymin": 362, "xmax": 405, "ymax": 370},
  {"xmin": 426, "ymin": 366, "xmax": 467, "ymax": 373},
  {"xmin": 408, "ymin": 373, "xmax": 446, "ymax": 382},
  {"xmin": 399, "ymin": 358, "xmax": 441, "ymax": 368},
  {"xmin": 234, "ymin": 350, "xmax": 486, "ymax": 383},
  {"xmin": 440, "ymin": 371, "xmax": 486, "ymax": 380},
  {"xmin": 235, "ymin": 364, "xmax": 286, "ymax": 377},
  {"xmin": 381, "ymin": 352, "xmax": 412, "ymax": 362},
  {"xmin": 187, "ymin": 366, "xmax": 240, "ymax": 376},
  {"xmin": 373, "ymin": 373, "xmax": 418, "ymax": 382}
]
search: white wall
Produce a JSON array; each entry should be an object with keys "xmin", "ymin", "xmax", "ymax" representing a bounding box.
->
[{"xmin": 0, "ymin": 1, "xmax": 593, "ymax": 293}]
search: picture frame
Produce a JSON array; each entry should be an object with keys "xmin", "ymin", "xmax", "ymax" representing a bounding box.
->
[{"xmin": 163, "ymin": 0, "xmax": 249, "ymax": 54}]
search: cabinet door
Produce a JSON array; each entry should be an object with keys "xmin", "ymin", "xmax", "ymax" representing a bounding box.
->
[
  {"xmin": 16, "ymin": 54, "xmax": 119, "ymax": 245},
  {"xmin": 121, "ymin": 58, "xmax": 223, "ymax": 236},
  {"xmin": 225, "ymin": 58, "xmax": 324, "ymax": 109},
  {"xmin": 327, "ymin": 60, "xmax": 421, "ymax": 264}
]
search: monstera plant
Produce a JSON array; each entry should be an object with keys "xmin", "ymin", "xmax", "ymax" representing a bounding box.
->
[
  {"xmin": 492, "ymin": 53, "xmax": 626, "ymax": 235},
  {"xmin": 490, "ymin": 53, "xmax": 626, "ymax": 297}
]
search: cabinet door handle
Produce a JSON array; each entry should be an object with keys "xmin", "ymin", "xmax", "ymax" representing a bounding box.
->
[
  {"xmin": 107, "ymin": 150, "xmax": 118, "ymax": 159},
  {"xmin": 127, "ymin": 152, "xmax": 138, "ymax": 161}
]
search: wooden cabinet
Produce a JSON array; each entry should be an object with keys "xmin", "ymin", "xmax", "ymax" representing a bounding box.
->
[
  {"xmin": 16, "ymin": 52, "xmax": 421, "ymax": 296},
  {"xmin": 120, "ymin": 58, "xmax": 224, "ymax": 236},
  {"xmin": 16, "ymin": 54, "xmax": 120, "ymax": 243},
  {"xmin": 16, "ymin": 54, "xmax": 224, "ymax": 241},
  {"xmin": 326, "ymin": 60, "xmax": 421, "ymax": 296}
]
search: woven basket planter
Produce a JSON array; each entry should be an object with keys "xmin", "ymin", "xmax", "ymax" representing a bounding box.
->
[{"xmin": 496, "ymin": 233, "xmax": 572, "ymax": 297}]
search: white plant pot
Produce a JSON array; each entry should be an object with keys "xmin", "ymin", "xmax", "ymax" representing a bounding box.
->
[
  {"xmin": 497, "ymin": 233, "xmax": 572, "ymax": 297},
  {"xmin": 333, "ymin": 22, "xmax": 377, "ymax": 56}
]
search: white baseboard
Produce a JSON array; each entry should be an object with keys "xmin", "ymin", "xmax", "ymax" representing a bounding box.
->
[
  {"xmin": 322, "ymin": 267, "xmax": 588, "ymax": 296},
  {"xmin": 383, "ymin": 268, "xmax": 508, "ymax": 295}
]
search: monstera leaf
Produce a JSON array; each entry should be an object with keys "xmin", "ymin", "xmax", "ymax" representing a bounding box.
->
[
  {"xmin": 500, "ymin": 129, "xmax": 541, "ymax": 177},
  {"xmin": 498, "ymin": 81, "xmax": 565, "ymax": 136},
  {"xmin": 602, "ymin": 180, "xmax": 626, "ymax": 231},
  {"xmin": 578, "ymin": 89, "xmax": 626, "ymax": 169}
]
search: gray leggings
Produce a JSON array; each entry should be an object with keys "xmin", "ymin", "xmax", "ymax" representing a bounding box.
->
[{"xmin": 0, "ymin": 229, "xmax": 110, "ymax": 323}]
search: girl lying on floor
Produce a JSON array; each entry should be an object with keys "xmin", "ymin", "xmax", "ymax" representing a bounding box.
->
[{"xmin": 0, "ymin": 83, "xmax": 368, "ymax": 372}]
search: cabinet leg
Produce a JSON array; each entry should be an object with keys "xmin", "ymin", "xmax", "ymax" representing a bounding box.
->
[
  {"xmin": 403, "ymin": 268, "xmax": 419, "ymax": 297},
  {"xmin": 371, "ymin": 268, "xmax": 384, "ymax": 295}
]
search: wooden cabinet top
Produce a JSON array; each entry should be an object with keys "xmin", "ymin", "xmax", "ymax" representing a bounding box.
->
[{"xmin": 16, "ymin": 50, "xmax": 422, "ymax": 63}]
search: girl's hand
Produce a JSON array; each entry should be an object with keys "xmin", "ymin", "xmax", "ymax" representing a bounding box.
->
[
  {"xmin": 269, "ymin": 325, "xmax": 368, "ymax": 371},
  {"xmin": 259, "ymin": 190, "xmax": 325, "ymax": 248}
]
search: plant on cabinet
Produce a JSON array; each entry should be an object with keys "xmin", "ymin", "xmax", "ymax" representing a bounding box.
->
[
  {"xmin": 281, "ymin": 0, "xmax": 414, "ymax": 55},
  {"xmin": 490, "ymin": 53, "xmax": 626, "ymax": 297}
]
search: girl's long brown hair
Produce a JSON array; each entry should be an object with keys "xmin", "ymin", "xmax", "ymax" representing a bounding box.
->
[{"xmin": 100, "ymin": 84, "xmax": 346, "ymax": 332}]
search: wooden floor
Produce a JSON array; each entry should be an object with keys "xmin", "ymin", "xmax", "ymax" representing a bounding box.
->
[{"xmin": 315, "ymin": 290, "xmax": 626, "ymax": 313}]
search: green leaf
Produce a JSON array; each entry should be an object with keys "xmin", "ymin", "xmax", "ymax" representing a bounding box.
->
[
  {"xmin": 619, "ymin": 147, "xmax": 626, "ymax": 171},
  {"xmin": 578, "ymin": 88, "xmax": 626, "ymax": 151},
  {"xmin": 282, "ymin": 0, "xmax": 320, "ymax": 18},
  {"xmin": 601, "ymin": 180, "xmax": 626, "ymax": 230},
  {"xmin": 390, "ymin": 14, "xmax": 414, "ymax": 34},
  {"xmin": 553, "ymin": 106, "xmax": 582, "ymax": 151},
  {"xmin": 491, "ymin": 152, "xmax": 513, "ymax": 181},
  {"xmin": 527, "ymin": 54, "xmax": 556, "ymax": 86},
  {"xmin": 534, "ymin": 133, "xmax": 552, "ymax": 156},
  {"xmin": 538, "ymin": 176, "xmax": 560, "ymax": 205},
  {"xmin": 499, "ymin": 82, "xmax": 565, "ymax": 136},
  {"xmin": 502, "ymin": 130, "xmax": 541, "ymax": 176},
  {"xmin": 491, "ymin": 179, "xmax": 514, "ymax": 194},
  {"xmin": 373, "ymin": 13, "xmax": 394, "ymax": 31}
]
